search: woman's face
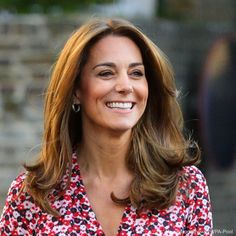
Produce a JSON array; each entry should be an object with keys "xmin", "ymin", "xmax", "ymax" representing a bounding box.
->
[{"xmin": 76, "ymin": 35, "xmax": 148, "ymax": 133}]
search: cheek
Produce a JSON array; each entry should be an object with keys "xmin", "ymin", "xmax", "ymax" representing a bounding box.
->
[
  {"xmin": 79, "ymin": 80, "xmax": 96, "ymax": 103},
  {"xmin": 80, "ymin": 81, "xmax": 111, "ymax": 105},
  {"xmin": 137, "ymin": 81, "xmax": 149, "ymax": 103}
]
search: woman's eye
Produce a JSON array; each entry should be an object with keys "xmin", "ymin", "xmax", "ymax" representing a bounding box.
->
[
  {"xmin": 98, "ymin": 70, "xmax": 113, "ymax": 77},
  {"xmin": 131, "ymin": 70, "xmax": 144, "ymax": 77}
]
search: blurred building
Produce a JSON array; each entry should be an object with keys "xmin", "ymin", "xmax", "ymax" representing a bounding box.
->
[{"xmin": 92, "ymin": 0, "xmax": 157, "ymax": 18}]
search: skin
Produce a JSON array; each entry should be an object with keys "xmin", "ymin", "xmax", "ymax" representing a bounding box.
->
[{"xmin": 75, "ymin": 35, "xmax": 148, "ymax": 236}]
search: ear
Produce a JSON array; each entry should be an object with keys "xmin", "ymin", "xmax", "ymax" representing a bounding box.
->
[{"xmin": 73, "ymin": 89, "xmax": 81, "ymax": 104}]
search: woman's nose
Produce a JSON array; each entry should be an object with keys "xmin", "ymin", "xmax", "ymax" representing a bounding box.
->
[{"xmin": 115, "ymin": 74, "xmax": 133, "ymax": 94}]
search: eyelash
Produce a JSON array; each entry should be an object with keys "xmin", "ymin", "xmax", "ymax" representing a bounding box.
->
[
  {"xmin": 131, "ymin": 70, "xmax": 144, "ymax": 77},
  {"xmin": 98, "ymin": 71, "xmax": 114, "ymax": 77}
]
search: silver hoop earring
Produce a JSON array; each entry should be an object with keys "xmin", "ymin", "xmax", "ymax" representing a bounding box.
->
[{"xmin": 72, "ymin": 103, "xmax": 80, "ymax": 112}]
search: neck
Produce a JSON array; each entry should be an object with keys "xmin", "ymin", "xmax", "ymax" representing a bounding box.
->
[{"xmin": 78, "ymin": 128, "xmax": 132, "ymax": 180}]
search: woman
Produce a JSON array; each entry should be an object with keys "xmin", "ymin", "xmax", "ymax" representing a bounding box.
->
[{"xmin": 0, "ymin": 18, "xmax": 212, "ymax": 235}]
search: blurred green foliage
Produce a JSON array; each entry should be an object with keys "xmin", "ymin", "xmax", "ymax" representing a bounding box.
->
[
  {"xmin": 0, "ymin": 0, "xmax": 114, "ymax": 14},
  {"xmin": 158, "ymin": 0, "xmax": 196, "ymax": 21}
]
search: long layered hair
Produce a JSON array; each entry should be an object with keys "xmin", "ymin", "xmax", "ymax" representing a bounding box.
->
[{"xmin": 24, "ymin": 18, "xmax": 199, "ymax": 215}]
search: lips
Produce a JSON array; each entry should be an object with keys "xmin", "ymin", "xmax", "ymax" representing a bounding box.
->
[{"xmin": 106, "ymin": 102, "xmax": 135, "ymax": 109}]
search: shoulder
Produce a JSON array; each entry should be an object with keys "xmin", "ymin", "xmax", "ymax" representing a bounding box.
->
[
  {"xmin": 177, "ymin": 167, "xmax": 213, "ymax": 234},
  {"xmin": 177, "ymin": 165, "xmax": 210, "ymax": 201},
  {"xmin": 179, "ymin": 165, "xmax": 207, "ymax": 184},
  {"xmin": 5, "ymin": 172, "xmax": 26, "ymax": 202},
  {"xmin": 3, "ymin": 172, "xmax": 39, "ymax": 212},
  {"xmin": 0, "ymin": 172, "xmax": 43, "ymax": 234}
]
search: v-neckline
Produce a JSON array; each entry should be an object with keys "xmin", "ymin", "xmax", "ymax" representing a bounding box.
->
[{"xmin": 74, "ymin": 156, "xmax": 133, "ymax": 235}]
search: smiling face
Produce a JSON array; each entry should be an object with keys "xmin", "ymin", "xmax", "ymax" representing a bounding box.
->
[{"xmin": 75, "ymin": 35, "xmax": 148, "ymax": 134}]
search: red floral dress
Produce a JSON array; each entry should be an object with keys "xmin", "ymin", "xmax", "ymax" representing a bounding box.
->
[{"xmin": 0, "ymin": 153, "xmax": 213, "ymax": 235}]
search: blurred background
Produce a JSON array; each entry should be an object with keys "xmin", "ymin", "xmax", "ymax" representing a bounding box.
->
[{"xmin": 0, "ymin": 0, "xmax": 235, "ymax": 234}]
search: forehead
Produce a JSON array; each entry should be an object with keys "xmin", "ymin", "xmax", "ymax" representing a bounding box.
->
[{"xmin": 87, "ymin": 35, "xmax": 143, "ymax": 62}]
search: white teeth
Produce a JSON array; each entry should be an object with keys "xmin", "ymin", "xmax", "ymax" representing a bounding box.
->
[{"xmin": 106, "ymin": 102, "xmax": 133, "ymax": 109}]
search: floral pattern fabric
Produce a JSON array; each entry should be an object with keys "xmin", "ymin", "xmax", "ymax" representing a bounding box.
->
[{"xmin": 0, "ymin": 153, "xmax": 213, "ymax": 235}]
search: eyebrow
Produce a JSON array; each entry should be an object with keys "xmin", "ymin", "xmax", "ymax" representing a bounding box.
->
[{"xmin": 92, "ymin": 62, "xmax": 144, "ymax": 70}]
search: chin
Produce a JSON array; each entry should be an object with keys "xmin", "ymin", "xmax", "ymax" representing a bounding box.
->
[{"xmin": 108, "ymin": 123, "xmax": 135, "ymax": 132}]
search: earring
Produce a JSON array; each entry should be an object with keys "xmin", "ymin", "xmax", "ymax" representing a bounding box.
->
[{"xmin": 72, "ymin": 103, "xmax": 80, "ymax": 112}]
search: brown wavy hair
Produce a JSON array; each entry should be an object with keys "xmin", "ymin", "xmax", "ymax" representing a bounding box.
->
[{"xmin": 23, "ymin": 17, "xmax": 200, "ymax": 215}]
